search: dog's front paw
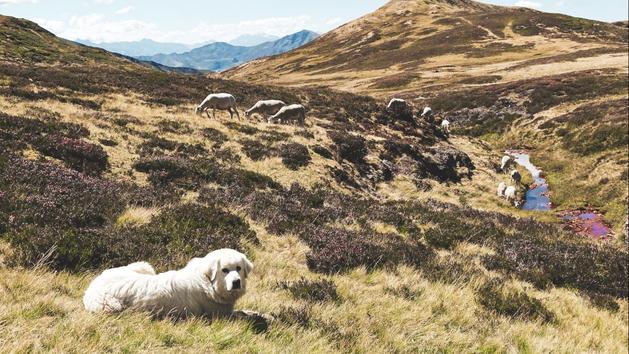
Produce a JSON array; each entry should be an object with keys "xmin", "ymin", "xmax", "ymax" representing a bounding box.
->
[{"xmin": 232, "ymin": 310, "xmax": 274, "ymax": 333}]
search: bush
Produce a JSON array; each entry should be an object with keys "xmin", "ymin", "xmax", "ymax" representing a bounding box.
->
[
  {"xmin": 304, "ymin": 227, "xmax": 435, "ymax": 274},
  {"xmin": 477, "ymin": 279, "xmax": 554, "ymax": 323},
  {"xmin": 157, "ymin": 119, "xmax": 192, "ymax": 134},
  {"xmin": 34, "ymin": 135, "xmax": 108, "ymax": 176},
  {"xmin": 201, "ymin": 128, "xmax": 228, "ymax": 146},
  {"xmin": 280, "ymin": 143, "xmax": 311, "ymax": 170},
  {"xmin": 328, "ymin": 131, "xmax": 368, "ymax": 163},
  {"xmin": 224, "ymin": 122, "xmax": 260, "ymax": 135},
  {"xmin": 278, "ymin": 277, "xmax": 340, "ymax": 303},
  {"xmin": 313, "ymin": 145, "xmax": 333, "ymax": 159},
  {"xmin": 0, "ymin": 155, "xmax": 123, "ymax": 230},
  {"xmin": 272, "ymin": 306, "xmax": 312, "ymax": 328},
  {"xmin": 240, "ymin": 139, "xmax": 275, "ymax": 161}
]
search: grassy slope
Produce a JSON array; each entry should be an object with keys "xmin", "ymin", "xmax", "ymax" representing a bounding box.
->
[
  {"xmin": 224, "ymin": 0, "xmax": 629, "ymax": 234},
  {"xmin": 0, "ymin": 14, "xmax": 628, "ymax": 353}
]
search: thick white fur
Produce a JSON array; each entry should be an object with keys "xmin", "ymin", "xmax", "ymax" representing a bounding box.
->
[
  {"xmin": 195, "ymin": 93, "xmax": 240, "ymax": 120},
  {"xmin": 500, "ymin": 155, "xmax": 512, "ymax": 171},
  {"xmin": 83, "ymin": 249, "xmax": 253, "ymax": 318},
  {"xmin": 497, "ymin": 182, "xmax": 507, "ymax": 196},
  {"xmin": 268, "ymin": 104, "xmax": 306, "ymax": 125},
  {"xmin": 245, "ymin": 100, "xmax": 286, "ymax": 118}
]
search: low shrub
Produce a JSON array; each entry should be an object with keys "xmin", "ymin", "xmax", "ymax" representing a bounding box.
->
[
  {"xmin": 201, "ymin": 128, "xmax": 228, "ymax": 146},
  {"xmin": 328, "ymin": 131, "xmax": 368, "ymax": 163},
  {"xmin": 224, "ymin": 122, "xmax": 260, "ymax": 135},
  {"xmin": 477, "ymin": 279, "xmax": 555, "ymax": 323},
  {"xmin": 313, "ymin": 145, "xmax": 333, "ymax": 159},
  {"xmin": 280, "ymin": 143, "xmax": 311, "ymax": 170},
  {"xmin": 272, "ymin": 305, "xmax": 312, "ymax": 328},
  {"xmin": 240, "ymin": 139, "xmax": 275, "ymax": 161},
  {"xmin": 278, "ymin": 277, "xmax": 340, "ymax": 303},
  {"xmin": 304, "ymin": 227, "xmax": 435, "ymax": 274}
]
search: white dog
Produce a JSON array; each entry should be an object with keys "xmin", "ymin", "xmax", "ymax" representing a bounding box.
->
[{"xmin": 83, "ymin": 249, "xmax": 253, "ymax": 318}]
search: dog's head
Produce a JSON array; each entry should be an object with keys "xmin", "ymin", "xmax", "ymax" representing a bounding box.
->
[{"xmin": 194, "ymin": 249, "xmax": 253, "ymax": 303}]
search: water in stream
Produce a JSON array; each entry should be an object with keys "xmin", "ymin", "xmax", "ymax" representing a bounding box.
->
[
  {"xmin": 506, "ymin": 151, "xmax": 611, "ymax": 239},
  {"xmin": 508, "ymin": 152, "xmax": 551, "ymax": 211}
]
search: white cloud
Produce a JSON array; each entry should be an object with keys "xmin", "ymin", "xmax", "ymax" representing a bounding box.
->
[
  {"xmin": 115, "ymin": 6, "xmax": 133, "ymax": 14},
  {"xmin": 555, "ymin": 0, "xmax": 566, "ymax": 6},
  {"xmin": 0, "ymin": 0, "xmax": 37, "ymax": 4},
  {"xmin": 514, "ymin": 0, "xmax": 543, "ymax": 8},
  {"xmin": 33, "ymin": 14, "xmax": 315, "ymax": 44}
]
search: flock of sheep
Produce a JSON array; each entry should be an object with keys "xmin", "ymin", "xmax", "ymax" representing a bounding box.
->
[
  {"xmin": 193, "ymin": 94, "xmax": 451, "ymax": 134},
  {"xmin": 195, "ymin": 93, "xmax": 306, "ymax": 125},
  {"xmin": 497, "ymin": 155, "xmax": 523, "ymax": 207},
  {"xmin": 194, "ymin": 93, "xmax": 522, "ymax": 209}
]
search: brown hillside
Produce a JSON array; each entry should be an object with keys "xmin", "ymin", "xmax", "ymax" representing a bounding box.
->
[{"xmin": 225, "ymin": 0, "xmax": 628, "ymax": 98}]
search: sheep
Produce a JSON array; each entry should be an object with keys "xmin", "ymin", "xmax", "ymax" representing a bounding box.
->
[
  {"xmin": 504, "ymin": 186, "xmax": 521, "ymax": 207},
  {"xmin": 500, "ymin": 155, "xmax": 512, "ymax": 172},
  {"xmin": 441, "ymin": 119, "xmax": 451, "ymax": 133},
  {"xmin": 421, "ymin": 106, "xmax": 433, "ymax": 118},
  {"xmin": 195, "ymin": 93, "xmax": 240, "ymax": 121},
  {"xmin": 268, "ymin": 104, "xmax": 306, "ymax": 126},
  {"xmin": 245, "ymin": 100, "xmax": 286, "ymax": 120},
  {"xmin": 387, "ymin": 98, "xmax": 408, "ymax": 111},
  {"xmin": 497, "ymin": 182, "xmax": 507, "ymax": 196},
  {"xmin": 511, "ymin": 170, "xmax": 522, "ymax": 184}
]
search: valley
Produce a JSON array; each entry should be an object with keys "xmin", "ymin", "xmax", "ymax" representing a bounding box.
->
[{"xmin": 0, "ymin": 0, "xmax": 628, "ymax": 352}]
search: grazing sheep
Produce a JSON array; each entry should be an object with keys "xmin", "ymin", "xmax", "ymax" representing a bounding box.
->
[
  {"xmin": 511, "ymin": 170, "xmax": 522, "ymax": 184},
  {"xmin": 387, "ymin": 98, "xmax": 408, "ymax": 111},
  {"xmin": 441, "ymin": 119, "xmax": 451, "ymax": 133},
  {"xmin": 504, "ymin": 186, "xmax": 520, "ymax": 207},
  {"xmin": 268, "ymin": 104, "xmax": 306, "ymax": 126},
  {"xmin": 421, "ymin": 106, "xmax": 433, "ymax": 117},
  {"xmin": 245, "ymin": 100, "xmax": 286, "ymax": 119},
  {"xmin": 195, "ymin": 93, "xmax": 240, "ymax": 121},
  {"xmin": 497, "ymin": 182, "xmax": 507, "ymax": 196},
  {"xmin": 500, "ymin": 155, "xmax": 512, "ymax": 172}
]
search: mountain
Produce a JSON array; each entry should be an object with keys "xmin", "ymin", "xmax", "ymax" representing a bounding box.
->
[
  {"xmin": 229, "ymin": 33, "xmax": 280, "ymax": 46},
  {"xmin": 138, "ymin": 30, "xmax": 319, "ymax": 72},
  {"xmin": 226, "ymin": 0, "xmax": 627, "ymax": 97},
  {"xmin": 75, "ymin": 38, "xmax": 207, "ymax": 57}
]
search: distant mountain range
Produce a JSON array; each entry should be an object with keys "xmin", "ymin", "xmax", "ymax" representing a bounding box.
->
[
  {"xmin": 137, "ymin": 30, "xmax": 319, "ymax": 72},
  {"xmin": 74, "ymin": 38, "xmax": 210, "ymax": 57},
  {"xmin": 229, "ymin": 33, "xmax": 280, "ymax": 46}
]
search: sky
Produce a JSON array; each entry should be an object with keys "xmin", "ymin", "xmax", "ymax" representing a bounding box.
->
[{"xmin": 0, "ymin": 0, "xmax": 627, "ymax": 44}]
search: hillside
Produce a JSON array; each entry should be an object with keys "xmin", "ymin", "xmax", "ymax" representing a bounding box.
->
[
  {"xmin": 138, "ymin": 30, "xmax": 319, "ymax": 72},
  {"xmin": 226, "ymin": 0, "xmax": 628, "ymax": 233},
  {"xmin": 225, "ymin": 0, "xmax": 627, "ymax": 97},
  {"xmin": 0, "ymin": 13, "xmax": 628, "ymax": 353}
]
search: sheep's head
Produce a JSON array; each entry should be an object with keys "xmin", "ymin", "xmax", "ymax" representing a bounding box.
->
[{"xmin": 195, "ymin": 106, "xmax": 203, "ymax": 116}]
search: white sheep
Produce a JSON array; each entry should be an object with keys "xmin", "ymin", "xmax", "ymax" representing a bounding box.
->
[
  {"xmin": 441, "ymin": 119, "xmax": 451, "ymax": 133},
  {"xmin": 387, "ymin": 98, "xmax": 408, "ymax": 111},
  {"xmin": 245, "ymin": 100, "xmax": 286, "ymax": 119},
  {"xmin": 500, "ymin": 155, "xmax": 512, "ymax": 172},
  {"xmin": 504, "ymin": 186, "xmax": 521, "ymax": 207},
  {"xmin": 421, "ymin": 106, "xmax": 433, "ymax": 117},
  {"xmin": 497, "ymin": 182, "xmax": 507, "ymax": 196},
  {"xmin": 511, "ymin": 170, "xmax": 522, "ymax": 184},
  {"xmin": 195, "ymin": 93, "xmax": 240, "ymax": 121},
  {"xmin": 268, "ymin": 104, "xmax": 306, "ymax": 126}
]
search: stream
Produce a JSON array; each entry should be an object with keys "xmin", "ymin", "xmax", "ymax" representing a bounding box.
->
[{"xmin": 506, "ymin": 151, "xmax": 612, "ymax": 239}]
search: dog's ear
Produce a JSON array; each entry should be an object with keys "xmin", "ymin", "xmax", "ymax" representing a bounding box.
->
[
  {"xmin": 208, "ymin": 257, "xmax": 220, "ymax": 282},
  {"xmin": 242, "ymin": 256, "xmax": 254, "ymax": 278}
]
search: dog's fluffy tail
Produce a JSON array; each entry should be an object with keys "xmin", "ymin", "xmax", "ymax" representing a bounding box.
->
[{"xmin": 127, "ymin": 262, "xmax": 156, "ymax": 275}]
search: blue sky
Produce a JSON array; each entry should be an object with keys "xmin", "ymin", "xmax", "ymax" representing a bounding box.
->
[{"xmin": 0, "ymin": 0, "xmax": 626, "ymax": 44}]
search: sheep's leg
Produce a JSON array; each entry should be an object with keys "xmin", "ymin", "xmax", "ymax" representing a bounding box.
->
[
  {"xmin": 206, "ymin": 110, "xmax": 211, "ymax": 119},
  {"xmin": 213, "ymin": 109, "xmax": 216, "ymax": 120},
  {"xmin": 234, "ymin": 107, "xmax": 241, "ymax": 121}
]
